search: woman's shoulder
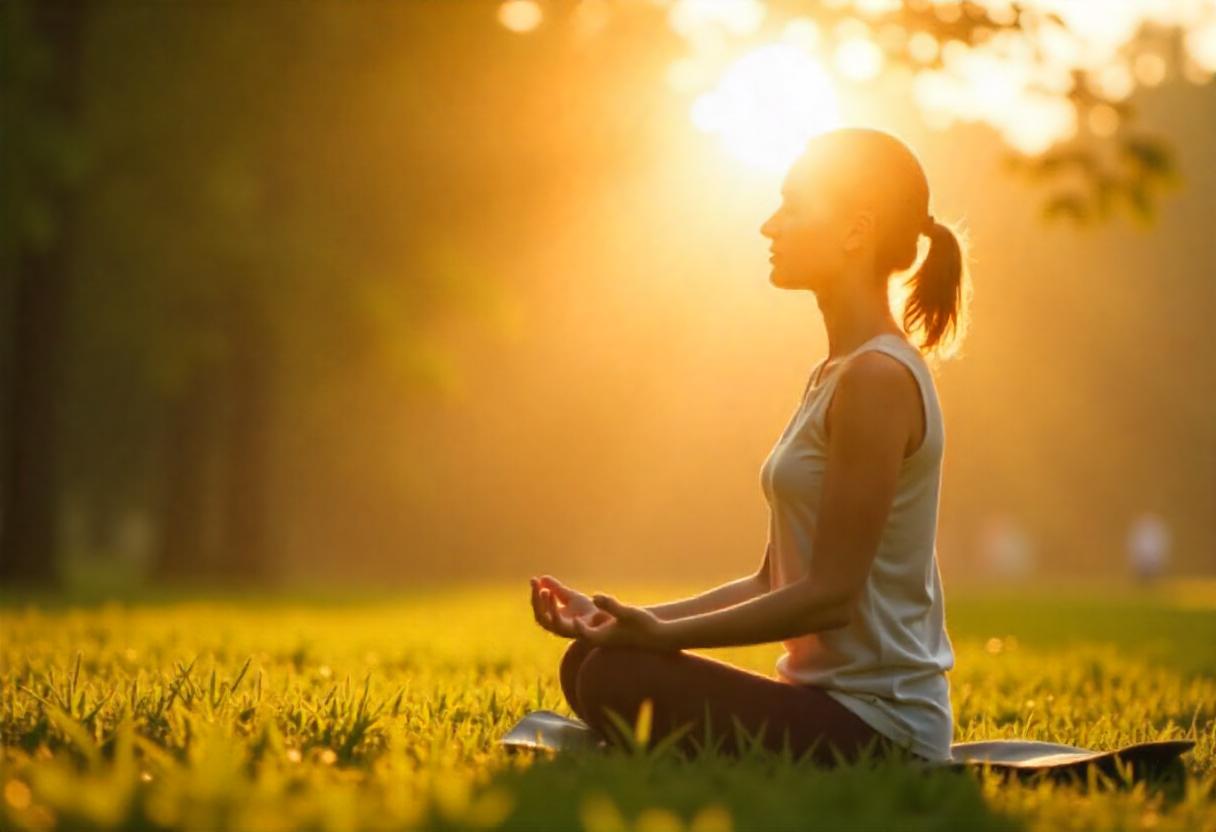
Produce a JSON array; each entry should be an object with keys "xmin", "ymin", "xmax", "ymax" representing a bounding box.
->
[
  {"xmin": 837, "ymin": 342, "xmax": 924, "ymax": 396},
  {"xmin": 829, "ymin": 340, "xmax": 934, "ymax": 436}
]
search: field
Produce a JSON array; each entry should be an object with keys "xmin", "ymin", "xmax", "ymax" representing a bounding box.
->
[{"xmin": 1, "ymin": 581, "xmax": 1214, "ymax": 831}]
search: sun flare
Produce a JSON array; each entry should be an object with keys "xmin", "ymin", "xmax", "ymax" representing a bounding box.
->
[{"xmin": 690, "ymin": 43, "xmax": 841, "ymax": 173}]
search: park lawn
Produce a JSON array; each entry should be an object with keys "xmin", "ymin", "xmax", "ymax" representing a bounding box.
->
[{"xmin": 1, "ymin": 581, "xmax": 1213, "ymax": 831}]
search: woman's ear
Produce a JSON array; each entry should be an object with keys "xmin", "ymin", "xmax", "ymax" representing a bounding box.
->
[{"xmin": 842, "ymin": 208, "xmax": 875, "ymax": 254}]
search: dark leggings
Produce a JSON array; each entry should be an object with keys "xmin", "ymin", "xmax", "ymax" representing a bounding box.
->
[{"xmin": 560, "ymin": 638, "xmax": 917, "ymax": 765}]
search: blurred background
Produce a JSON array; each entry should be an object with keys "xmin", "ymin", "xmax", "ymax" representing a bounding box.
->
[{"xmin": 2, "ymin": 0, "xmax": 1214, "ymax": 594}]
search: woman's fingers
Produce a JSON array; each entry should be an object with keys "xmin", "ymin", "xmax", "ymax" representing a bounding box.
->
[
  {"xmin": 540, "ymin": 587, "xmax": 561, "ymax": 631},
  {"xmin": 573, "ymin": 617, "xmax": 596, "ymax": 640},
  {"xmin": 533, "ymin": 575, "xmax": 604, "ymax": 639},
  {"xmin": 547, "ymin": 590, "xmax": 576, "ymax": 637},
  {"xmin": 574, "ymin": 613, "xmax": 615, "ymax": 644},
  {"xmin": 538, "ymin": 574, "xmax": 573, "ymax": 604},
  {"xmin": 531, "ymin": 580, "xmax": 552, "ymax": 628},
  {"xmin": 586, "ymin": 610, "xmax": 613, "ymax": 626},
  {"xmin": 592, "ymin": 594, "xmax": 632, "ymax": 620},
  {"xmin": 529, "ymin": 579, "xmax": 547, "ymax": 627}
]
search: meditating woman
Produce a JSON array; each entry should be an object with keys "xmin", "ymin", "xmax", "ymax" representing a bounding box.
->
[{"xmin": 528, "ymin": 126, "xmax": 972, "ymax": 766}]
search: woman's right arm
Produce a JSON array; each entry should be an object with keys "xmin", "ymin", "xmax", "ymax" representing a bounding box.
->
[{"xmin": 642, "ymin": 543, "xmax": 772, "ymax": 622}]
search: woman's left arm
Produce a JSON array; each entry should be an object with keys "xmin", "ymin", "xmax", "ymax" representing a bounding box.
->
[{"xmin": 580, "ymin": 352, "xmax": 920, "ymax": 651}]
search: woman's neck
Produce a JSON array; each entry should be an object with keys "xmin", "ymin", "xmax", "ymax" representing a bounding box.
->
[{"xmin": 817, "ymin": 284, "xmax": 903, "ymax": 360}]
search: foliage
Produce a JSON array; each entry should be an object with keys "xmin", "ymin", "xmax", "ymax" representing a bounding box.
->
[{"xmin": 591, "ymin": 0, "xmax": 1215, "ymax": 224}]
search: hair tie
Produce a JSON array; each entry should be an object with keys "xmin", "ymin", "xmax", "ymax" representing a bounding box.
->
[{"xmin": 923, "ymin": 214, "xmax": 936, "ymax": 235}]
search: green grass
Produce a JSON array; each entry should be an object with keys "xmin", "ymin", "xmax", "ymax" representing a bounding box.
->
[{"xmin": 1, "ymin": 581, "xmax": 1213, "ymax": 831}]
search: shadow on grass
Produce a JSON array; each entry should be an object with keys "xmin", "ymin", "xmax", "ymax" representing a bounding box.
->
[{"xmin": 485, "ymin": 745, "xmax": 1024, "ymax": 832}]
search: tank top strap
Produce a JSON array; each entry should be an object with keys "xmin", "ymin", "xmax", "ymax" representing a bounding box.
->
[
  {"xmin": 803, "ymin": 333, "xmax": 940, "ymax": 461},
  {"xmin": 806, "ymin": 332, "xmax": 899, "ymax": 398},
  {"xmin": 849, "ymin": 334, "xmax": 931, "ymax": 392}
]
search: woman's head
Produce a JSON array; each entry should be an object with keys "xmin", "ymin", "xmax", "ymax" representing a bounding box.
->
[{"xmin": 760, "ymin": 127, "xmax": 972, "ymax": 361}]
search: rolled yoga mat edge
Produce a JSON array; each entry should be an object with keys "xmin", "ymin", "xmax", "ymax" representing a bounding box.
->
[{"xmin": 498, "ymin": 709, "xmax": 1195, "ymax": 782}]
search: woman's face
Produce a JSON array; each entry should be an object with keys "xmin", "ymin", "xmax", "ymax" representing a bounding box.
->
[{"xmin": 759, "ymin": 168, "xmax": 852, "ymax": 294}]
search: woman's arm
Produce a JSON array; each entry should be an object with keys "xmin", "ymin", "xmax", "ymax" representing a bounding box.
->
[
  {"xmin": 641, "ymin": 543, "xmax": 772, "ymax": 621},
  {"xmin": 658, "ymin": 353, "xmax": 918, "ymax": 650},
  {"xmin": 659, "ymin": 573, "xmax": 850, "ymax": 649},
  {"xmin": 582, "ymin": 352, "xmax": 918, "ymax": 652}
]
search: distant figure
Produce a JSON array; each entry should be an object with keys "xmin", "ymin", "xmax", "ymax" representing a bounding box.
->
[
  {"xmin": 529, "ymin": 127, "xmax": 974, "ymax": 767},
  {"xmin": 978, "ymin": 513, "xmax": 1035, "ymax": 580},
  {"xmin": 1127, "ymin": 512, "xmax": 1171, "ymax": 584}
]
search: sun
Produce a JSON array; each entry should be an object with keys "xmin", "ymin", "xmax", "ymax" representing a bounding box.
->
[{"xmin": 691, "ymin": 43, "xmax": 841, "ymax": 173}]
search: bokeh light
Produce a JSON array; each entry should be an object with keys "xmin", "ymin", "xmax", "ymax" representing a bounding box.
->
[
  {"xmin": 1087, "ymin": 103, "xmax": 1121, "ymax": 137},
  {"xmin": 908, "ymin": 31, "xmax": 940, "ymax": 64},
  {"xmin": 498, "ymin": 0, "xmax": 543, "ymax": 34},
  {"xmin": 912, "ymin": 30, "xmax": 1079, "ymax": 154},
  {"xmin": 1186, "ymin": 19, "xmax": 1216, "ymax": 72},
  {"xmin": 1134, "ymin": 52, "xmax": 1168, "ymax": 86},
  {"xmin": 661, "ymin": 0, "xmax": 1216, "ymax": 164},
  {"xmin": 668, "ymin": 0, "xmax": 766, "ymax": 41},
  {"xmin": 835, "ymin": 36, "xmax": 886, "ymax": 81}
]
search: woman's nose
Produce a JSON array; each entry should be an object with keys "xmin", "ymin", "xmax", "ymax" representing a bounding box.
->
[{"xmin": 760, "ymin": 215, "xmax": 777, "ymax": 239}]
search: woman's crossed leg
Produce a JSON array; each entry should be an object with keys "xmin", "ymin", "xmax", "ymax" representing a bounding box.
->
[{"xmin": 558, "ymin": 639, "xmax": 912, "ymax": 765}]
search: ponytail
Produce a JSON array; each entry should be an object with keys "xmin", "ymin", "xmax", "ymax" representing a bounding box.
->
[{"xmin": 900, "ymin": 218, "xmax": 972, "ymax": 363}]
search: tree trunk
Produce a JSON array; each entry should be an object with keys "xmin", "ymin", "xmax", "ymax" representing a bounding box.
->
[
  {"xmin": 0, "ymin": 3, "xmax": 88, "ymax": 586},
  {"xmin": 153, "ymin": 368, "xmax": 220, "ymax": 581},
  {"xmin": 1, "ymin": 254, "xmax": 69, "ymax": 585},
  {"xmin": 219, "ymin": 295, "xmax": 276, "ymax": 584}
]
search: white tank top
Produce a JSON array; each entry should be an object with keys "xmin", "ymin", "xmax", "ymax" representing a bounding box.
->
[{"xmin": 759, "ymin": 332, "xmax": 955, "ymax": 762}]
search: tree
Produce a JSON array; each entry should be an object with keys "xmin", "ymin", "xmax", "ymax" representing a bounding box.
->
[
  {"xmin": 507, "ymin": 0, "xmax": 1214, "ymax": 223},
  {"xmin": 0, "ymin": 1, "xmax": 91, "ymax": 586}
]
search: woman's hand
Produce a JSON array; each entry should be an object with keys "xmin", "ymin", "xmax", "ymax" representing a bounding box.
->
[
  {"xmin": 572, "ymin": 594, "xmax": 673, "ymax": 651},
  {"xmin": 530, "ymin": 575, "xmax": 613, "ymax": 639}
]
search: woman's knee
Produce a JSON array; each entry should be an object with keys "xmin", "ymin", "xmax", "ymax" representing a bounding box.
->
[
  {"xmin": 560, "ymin": 638, "xmax": 596, "ymax": 679},
  {"xmin": 574, "ymin": 646, "xmax": 666, "ymax": 722},
  {"xmin": 559, "ymin": 639, "xmax": 598, "ymax": 716},
  {"xmin": 576, "ymin": 644, "xmax": 659, "ymax": 689}
]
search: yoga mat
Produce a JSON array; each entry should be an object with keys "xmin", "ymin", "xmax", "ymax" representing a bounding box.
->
[{"xmin": 499, "ymin": 709, "xmax": 1194, "ymax": 783}]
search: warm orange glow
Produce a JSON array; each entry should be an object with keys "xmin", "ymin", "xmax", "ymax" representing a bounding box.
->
[
  {"xmin": 1186, "ymin": 19, "xmax": 1216, "ymax": 72},
  {"xmin": 855, "ymin": 0, "xmax": 902, "ymax": 16},
  {"xmin": 780, "ymin": 17, "xmax": 821, "ymax": 52},
  {"xmin": 1089, "ymin": 63, "xmax": 1135, "ymax": 101},
  {"xmin": 497, "ymin": 0, "xmax": 542, "ymax": 34},
  {"xmin": 1087, "ymin": 103, "xmax": 1120, "ymax": 137},
  {"xmin": 653, "ymin": 0, "xmax": 1216, "ymax": 170},
  {"xmin": 908, "ymin": 31, "xmax": 940, "ymax": 65},
  {"xmin": 835, "ymin": 37, "xmax": 885, "ymax": 81},
  {"xmin": 668, "ymin": 0, "xmax": 766, "ymax": 41},
  {"xmin": 912, "ymin": 32, "xmax": 1080, "ymax": 155},
  {"xmin": 690, "ymin": 43, "xmax": 840, "ymax": 173},
  {"xmin": 1134, "ymin": 52, "xmax": 1168, "ymax": 86}
]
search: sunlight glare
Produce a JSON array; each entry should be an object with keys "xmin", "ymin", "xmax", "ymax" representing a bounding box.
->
[
  {"xmin": 690, "ymin": 44, "xmax": 840, "ymax": 173},
  {"xmin": 855, "ymin": 0, "xmax": 902, "ymax": 16},
  {"xmin": 1133, "ymin": 52, "xmax": 1168, "ymax": 86},
  {"xmin": 1186, "ymin": 19, "xmax": 1216, "ymax": 72},
  {"xmin": 908, "ymin": 31, "xmax": 940, "ymax": 64},
  {"xmin": 835, "ymin": 37, "xmax": 885, "ymax": 81},
  {"xmin": 497, "ymin": 0, "xmax": 542, "ymax": 34},
  {"xmin": 1089, "ymin": 62, "xmax": 1135, "ymax": 101},
  {"xmin": 913, "ymin": 28, "xmax": 1080, "ymax": 155},
  {"xmin": 780, "ymin": 17, "xmax": 821, "ymax": 51},
  {"xmin": 668, "ymin": 0, "xmax": 765, "ymax": 40}
]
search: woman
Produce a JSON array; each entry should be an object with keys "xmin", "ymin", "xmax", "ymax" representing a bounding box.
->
[{"xmin": 529, "ymin": 127, "xmax": 972, "ymax": 766}]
